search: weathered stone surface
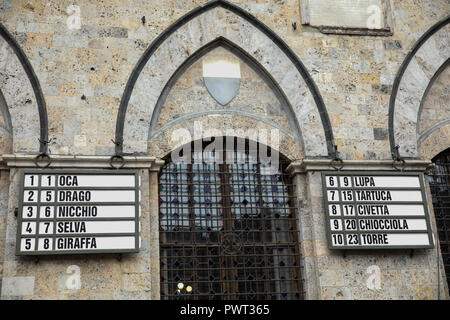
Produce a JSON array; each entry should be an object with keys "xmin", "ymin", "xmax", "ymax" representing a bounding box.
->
[
  {"xmin": 124, "ymin": 6, "xmax": 328, "ymax": 157},
  {"xmin": 0, "ymin": 38, "xmax": 40, "ymax": 153},
  {"xmin": 303, "ymin": 170, "xmax": 447, "ymax": 300},
  {"xmin": 1, "ymin": 276, "xmax": 35, "ymax": 297},
  {"xmin": 393, "ymin": 24, "xmax": 449, "ymax": 158},
  {"xmin": 0, "ymin": 0, "xmax": 446, "ymax": 159},
  {"xmin": 0, "ymin": 0, "xmax": 448, "ymax": 301},
  {"xmin": 419, "ymin": 123, "xmax": 450, "ymax": 159},
  {"xmin": 419, "ymin": 65, "xmax": 449, "ymax": 138}
]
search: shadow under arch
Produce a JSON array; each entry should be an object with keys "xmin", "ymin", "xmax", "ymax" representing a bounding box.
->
[
  {"xmin": 158, "ymin": 135, "xmax": 304, "ymax": 300},
  {"xmin": 163, "ymin": 135, "xmax": 292, "ymax": 164},
  {"xmin": 148, "ymin": 37, "xmax": 305, "ymax": 151},
  {"xmin": 0, "ymin": 89, "xmax": 13, "ymax": 135},
  {"xmin": 388, "ymin": 15, "xmax": 450, "ymax": 158},
  {"xmin": 0, "ymin": 23, "xmax": 49, "ymax": 153},
  {"xmin": 114, "ymin": 0, "xmax": 334, "ymax": 156},
  {"xmin": 0, "ymin": 89, "xmax": 13, "ymax": 154}
]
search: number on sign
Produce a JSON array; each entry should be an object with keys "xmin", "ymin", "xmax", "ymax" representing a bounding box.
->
[
  {"xmin": 331, "ymin": 234, "xmax": 344, "ymax": 245},
  {"xmin": 346, "ymin": 234, "xmax": 359, "ymax": 245},
  {"xmin": 22, "ymin": 207, "xmax": 36, "ymax": 219},
  {"xmin": 25, "ymin": 175, "xmax": 38, "ymax": 187},
  {"xmin": 22, "ymin": 222, "xmax": 35, "ymax": 235},
  {"xmin": 42, "ymin": 190, "xmax": 54, "ymax": 202},
  {"xmin": 22, "ymin": 238, "xmax": 35, "ymax": 251},
  {"xmin": 42, "ymin": 175, "xmax": 54, "ymax": 187},
  {"xmin": 39, "ymin": 238, "xmax": 52, "ymax": 250},
  {"xmin": 39, "ymin": 222, "xmax": 53, "ymax": 234},
  {"xmin": 41, "ymin": 206, "xmax": 53, "ymax": 218}
]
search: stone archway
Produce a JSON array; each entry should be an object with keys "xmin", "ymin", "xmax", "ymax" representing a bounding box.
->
[
  {"xmin": 146, "ymin": 38, "xmax": 305, "ymax": 160},
  {"xmin": 417, "ymin": 60, "xmax": 450, "ymax": 159},
  {"xmin": 389, "ymin": 16, "xmax": 449, "ymax": 159},
  {"xmin": 0, "ymin": 89, "xmax": 12, "ymax": 154},
  {"xmin": 115, "ymin": 0, "xmax": 334, "ymax": 158},
  {"xmin": 0, "ymin": 23, "xmax": 48, "ymax": 153}
]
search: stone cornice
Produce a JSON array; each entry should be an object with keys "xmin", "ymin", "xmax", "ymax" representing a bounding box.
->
[
  {"xmin": 0, "ymin": 154, "xmax": 165, "ymax": 171},
  {"xmin": 0, "ymin": 156, "xmax": 434, "ymax": 174},
  {"xmin": 286, "ymin": 159, "xmax": 434, "ymax": 175}
]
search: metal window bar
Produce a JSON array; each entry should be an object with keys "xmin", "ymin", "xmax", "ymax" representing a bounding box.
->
[
  {"xmin": 428, "ymin": 149, "xmax": 450, "ymax": 295},
  {"xmin": 159, "ymin": 138, "xmax": 303, "ymax": 300}
]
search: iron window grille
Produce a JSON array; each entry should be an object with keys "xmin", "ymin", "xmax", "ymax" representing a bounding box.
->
[
  {"xmin": 428, "ymin": 148, "xmax": 450, "ymax": 294},
  {"xmin": 159, "ymin": 138, "xmax": 303, "ymax": 300}
]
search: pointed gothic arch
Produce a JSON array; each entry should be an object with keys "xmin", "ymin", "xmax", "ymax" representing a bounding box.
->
[
  {"xmin": 0, "ymin": 23, "xmax": 49, "ymax": 153},
  {"xmin": 389, "ymin": 15, "xmax": 450, "ymax": 159},
  {"xmin": 115, "ymin": 0, "xmax": 334, "ymax": 158},
  {"xmin": 147, "ymin": 37, "xmax": 307, "ymax": 159}
]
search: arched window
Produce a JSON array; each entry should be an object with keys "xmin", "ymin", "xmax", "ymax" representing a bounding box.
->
[
  {"xmin": 428, "ymin": 148, "xmax": 450, "ymax": 294},
  {"xmin": 159, "ymin": 138, "xmax": 303, "ymax": 300}
]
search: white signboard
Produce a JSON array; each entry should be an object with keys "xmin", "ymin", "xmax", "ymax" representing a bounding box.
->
[
  {"xmin": 17, "ymin": 170, "xmax": 140, "ymax": 255},
  {"xmin": 322, "ymin": 172, "xmax": 434, "ymax": 249}
]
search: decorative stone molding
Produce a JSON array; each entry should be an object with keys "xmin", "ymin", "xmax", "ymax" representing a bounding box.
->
[
  {"xmin": 117, "ymin": 1, "xmax": 333, "ymax": 158},
  {"xmin": 286, "ymin": 159, "xmax": 433, "ymax": 175},
  {"xmin": 1, "ymin": 154, "xmax": 165, "ymax": 171},
  {"xmin": 301, "ymin": 0, "xmax": 394, "ymax": 36},
  {"xmin": 417, "ymin": 60, "xmax": 449, "ymax": 137},
  {"xmin": 389, "ymin": 16, "xmax": 450, "ymax": 158},
  {"xmin": 0, "ymin": 24, "xmax": 48, "ymax": 153},
  {"xmin": 417, "ymin": 59, "xmax": 449, "ymax": 160}
]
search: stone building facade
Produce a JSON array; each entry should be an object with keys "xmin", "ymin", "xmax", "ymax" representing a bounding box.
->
[{"xmin": 0, "ymin": 0, "xmax": 448, "ymax": 299}]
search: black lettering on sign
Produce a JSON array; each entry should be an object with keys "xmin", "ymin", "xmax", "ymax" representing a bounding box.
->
[
  {"xmin": 354, "ymin": 176, "xmax": 376, "ymax": 187},
  {"xmin": 357, "ymin": 205, "xmax": 390, "ymax": 215},
  {"xmin": 361, "ymin": 234, "xmax": 389, "ymax": 245},
  {"xmin": 57, "ymin": 237, "xmax": 97, "ymax": 249},
  {"xmin": 58, "ymin": 206, "xmax": 98, "ymax": 218},
  {"xmin": 58, "ymin": 175, "xmax": 79, "ymax": 186},
  {"xmin": 355, "ymin": 190, "xmax": 392, "ymax": 201},
  {"xmin": 58, "ymin": 191, "xmax": 91, "ymax": 202}
]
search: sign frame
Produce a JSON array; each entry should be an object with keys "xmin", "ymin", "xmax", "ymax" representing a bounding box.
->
[
  {"xmin": 16, "ymin": 169, "xmax": 140, "ymax": 255},
  {"xmin": 321, "ymin": 171, "xmax": 434, "ymax": 250}
]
